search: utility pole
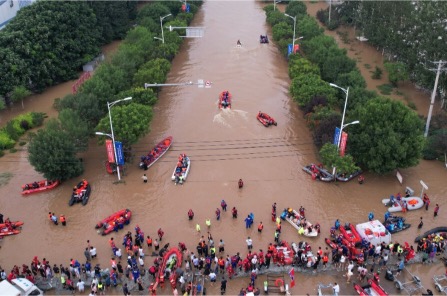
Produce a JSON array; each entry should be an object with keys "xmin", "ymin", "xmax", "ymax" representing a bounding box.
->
[{"xmin": 424, "ymin": 60, "xmax": 447, "ymax": 137}]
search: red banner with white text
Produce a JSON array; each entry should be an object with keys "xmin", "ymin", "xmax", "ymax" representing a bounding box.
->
[
  {"xmin": 105, "ymin": 140, "xmax": 115, "ymax": 163},
  {"xmin": 339, "ymin": 132, "xmax": 348, "ymax": 156}
]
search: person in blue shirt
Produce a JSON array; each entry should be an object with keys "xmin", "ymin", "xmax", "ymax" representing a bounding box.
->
[{"xmin": 335, "ymin": 219, "xmax": 340, "ymax": 230}]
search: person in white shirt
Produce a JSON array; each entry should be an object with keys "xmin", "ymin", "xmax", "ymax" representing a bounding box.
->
[
  {"xmin": 139, "ymin": 247, "xmax": 145, "ymax": 259},
  {"xmin": 77, "ymin": 280, "xmax": 85, "ymax": 292},
  {"xmin": 90, "ymin": 246, "xmax": 97, "ymax": 258},
  {"xmin": 115, "ymin": 248, "xmax": 122, "ymax": 259},
  {"xmin": 138, "ymin": 256, "xmax": 144, "ymax": 267},
  {"xmin": 246, "ymin": 237, "xmax": 253, "ymax": 250},
  {"xmin": 333, "ymin": 282, "xmax": 340, "ymax": 296},
  {"xmin": 209, "ymin": 271, "xmax": 216, "ymax": 285}
]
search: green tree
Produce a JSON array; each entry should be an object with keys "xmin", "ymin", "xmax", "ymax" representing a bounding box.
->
[
  {"xmin": 349, "ymin": 97, "xmax": 424, "ymax": 174},
  {"xmin": 1, "ymin": 2, "xmax": 101, "ymax": 92},
  {"xmin": 80, "ymin": 63, "xmax": 130, "ymax": 106},
  {"xmin": 133, "ymin": 58, "xmax": 171, "ymax": 87},
  {"xmin": 54, "ymin": 93, "xmax": 104, "ymax": 130},
  {"xmin": 319, "ymin": 143, "xmax": 359, "ymax": 175},
  {"xmin": 10, "ymin": 85, "xmax": 31, "ymax": 109},
  {"xmin": 95, "ymin": 103, "xmax": 153, "ymax": 149},
  {"xmin": 272, "ymin": 22, "xmax": 292, "ymax": 42},
  {"xmin": 115, "ymin": 88, "xmax": 158, "ymax": 107},
  {"xmin": 288, "ymin": 54, "xmax": 320, "ymax": 79},
  {"xmin": 334, "ymin": 69, "xmax": 366, "ymax": 90},
  {"xmin": 289, "ymin": 74, "xmax": 336, "ymax": 107},
  {"xmin": 285, "ymin": 1, "xmax": 307, "ymax": 18},
  {"xmin": 266, "ymin": 10, "xmax": 289, "ymax": 27},
  {"xmin": 384, "ymin": 62, "xmax": 409, "ymax": 86},
  {"xmin": 297, "ymin": 15, "xmax": 324, "ymax": 41},
  {"xmin": 58, "ymin": 109, "xmax": 90, "ymax": 152},
  {"xmin": 137, "ymin": 3, "xmax": 171, "ymax": 28},
  {"xmin": 28, "ymin": 119, "xmax": 84, "ymax": 181}
]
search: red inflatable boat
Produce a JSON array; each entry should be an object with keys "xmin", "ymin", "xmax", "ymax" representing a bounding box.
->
[
  {"xmin": 21, "ymin": 180, "xmax": 60, "ymax": 195},
  {"xmin": 340, "ymin": 224, "xmax": 362, "ymax": 244},
  {"xmin": 96, "ymin": 209, "xmax": 132, "ymax": 235},
  {"xmin": 219, "ymin": 91, "xmax": 232, "ymax": 109},
  {"xmin": 257, "ymin": 111, "xmax": 277, "ymax": 127},
  {"xmin": 0, "ymin": 221, "xmax": 23, "ymax": 237},
  {"xmin": 156, "ymin": 247, "xmax": 183, "ymax": 290},
  {"xmin": 139, "ymin": 136, "xmax": 173, "ymax": 169}
]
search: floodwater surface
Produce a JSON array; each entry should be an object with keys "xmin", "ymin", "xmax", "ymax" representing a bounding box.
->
[{"xmin": 0, "ymin": 1, "xmax": 445, "ymax": 295}]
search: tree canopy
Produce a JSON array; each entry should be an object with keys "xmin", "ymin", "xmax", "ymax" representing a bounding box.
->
[
  {"xmin": 28, "ymin": 119, "xmax": 84, "ymax": 181},
  {"xmin": 95, "ymin": 103, "xmax": 153, "ymax": 148},
  {"xmin": 349, "ymin": 97, "xmax": 424, "ymax": 174}
]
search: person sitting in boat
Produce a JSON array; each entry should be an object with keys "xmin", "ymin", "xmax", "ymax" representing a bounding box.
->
[
  {"xmin": 388, "ymin": 195, "xmax": 395, "ymax": 206},
  {"xmin": 24, "ymin": 184, "xmax": 29, "ymax": 191},
  {"xmin": 4, "ymin": 218, "xmax": 12, "ymax": 230},
  {"xmin": 396, "ymin": 192, "xmax": 402, "ymax": 201},
  {"xmin": 397, "ymin": 218, "xmax": 403, "ymax": 229},
  {"xmin": 384, "ymin": 211, "xmax": 391, "ymax": 221},
  {"xmin": 237, "ymin": 40, "xmax": 242, "ymax": 46},
  {"xmin": 32, "ymin": 181, "xmax": 39, "ymax": 189},
  {"xmin": 314, "ymin": 223, "xmax": 321, "ymax": 233},
  {"xmin": 174, "ymin": 174, "xmax": 180, "ymax": 184},
  {"xmin": 287, "ymin": 207, "xmax": 294, "ymax": 219},
  {"xmin": 299, "ymin": 206, "xmax": 305, "ymax": 218}
]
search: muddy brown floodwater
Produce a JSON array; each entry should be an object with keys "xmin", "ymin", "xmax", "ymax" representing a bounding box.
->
[{"xmin": 0, "ymin": 1, "xmax": 446, "ymax": 295}]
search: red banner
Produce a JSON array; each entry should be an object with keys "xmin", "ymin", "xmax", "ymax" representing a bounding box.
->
[
  {"xmin": 293, "ymin": 44, "xmax": 300, "ymax": 53},
  {"xmin": 339, "ymin": 131, "xmax": 348, "ymax": 156},
  {"xmin": 105, "ymin": 140, "xmax": 115, "ymax": 163}
]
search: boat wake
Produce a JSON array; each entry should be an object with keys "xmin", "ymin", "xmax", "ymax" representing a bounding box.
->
[{"xmin": 213, "ymin": 109, "xmax": 248, "ymax": 127}]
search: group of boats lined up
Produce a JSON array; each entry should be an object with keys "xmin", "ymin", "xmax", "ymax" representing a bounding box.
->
[{"xmin": 302, "ymin": 163, "xmax": 363, "ymax": 183}]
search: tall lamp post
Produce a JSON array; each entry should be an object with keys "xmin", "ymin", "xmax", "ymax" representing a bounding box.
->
[
  {"xmin": 330, "ymin": 83, "xmax": 356, "ymax": 148},
  {"xmin": 284, "ymin": 14, "xmax": 296, "ymax": 50},
  {"xmin": 95, "ymin": 97, "xmax": 132, "ymax": 181},
  {"xmin": 154, "ymin": 13, "xmax": 172, "ymax": 44}
]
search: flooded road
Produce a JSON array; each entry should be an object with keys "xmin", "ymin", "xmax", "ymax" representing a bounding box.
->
[{"xmin": 0, "ymin": 1, "xmax": 446, "ymax": 294}]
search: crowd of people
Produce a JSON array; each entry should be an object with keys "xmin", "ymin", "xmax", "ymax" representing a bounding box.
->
[{"xmin": 1, "ymin": 182, "xmax": 445, "ymax": 296}]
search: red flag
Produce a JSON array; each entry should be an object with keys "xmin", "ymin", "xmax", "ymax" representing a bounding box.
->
[{"xmin": 290, "ymin": 280, "xmax": 295, "ymax": 288}]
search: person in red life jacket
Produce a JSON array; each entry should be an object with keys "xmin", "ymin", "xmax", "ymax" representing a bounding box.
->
[
  {"xmin": 60, "ymin": 214, "xmax": 66, "ymax": 226},
  {"xmin": 157, "ymin": 228, "xmax": 164, "ymax": 241},
  {"xmin": 146, "ymin": 236, "xmax": 153, "ymax": 248},
  {"xmin": 299, "ymin": 206, "xmax": 305, "ymax": 218},
  {"xmin": 178, "ymin": 242, "xmax": 187, "ymax": 252},
  {"xmin": 358, "ymin": 175, "xmax": 364, "ymax": 184},
  {"xmin": 231, "ymin": 207, "xmax": 238, "ymax": 219},
  {"xmin": 238, "ymin": 179, "xmax": 244, "ymax": 189},
  {"xmin": 188, "ymin": 209, "xmax": 194, "ymax": 220},
  {"xmin": 257, "ymin": 222, "xmax": 264, "ymax": 233}
]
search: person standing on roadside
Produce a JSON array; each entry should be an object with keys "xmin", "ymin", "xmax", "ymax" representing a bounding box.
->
[
  {"xmin": 434, "ymin": 204, "xmax": 440, "ymax": 217},
  {"xmin": 84, "ymin": 248, "xmax": 92, "ymax": 261},
  {"xmin": 157, "ymin": 228, "xmax": 164, "ymax": 241}
]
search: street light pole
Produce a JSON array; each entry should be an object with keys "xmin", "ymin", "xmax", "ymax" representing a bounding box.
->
[
  {"xmin": 97, "ymin": 97, "xmax": 132, "ymax": 182},
  {"xmin": 330, "ymin": 83, "xmax": 350, "ymax": 148},
  {"xmin": 284, "ymin": 14, "xmax": 296, "ymax": 50},
  {"xmin": 154, "ymin": 13, "xmax": 172, "ymax": 44}
]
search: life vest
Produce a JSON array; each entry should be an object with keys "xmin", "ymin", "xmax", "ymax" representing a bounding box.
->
[
  {"xmin": 258, "ymin": 224, "xmax": 264, "ymax": 231},
  {"xmin": 60, "ymin": 215, "xmax": 66, "ymax": 223}
]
